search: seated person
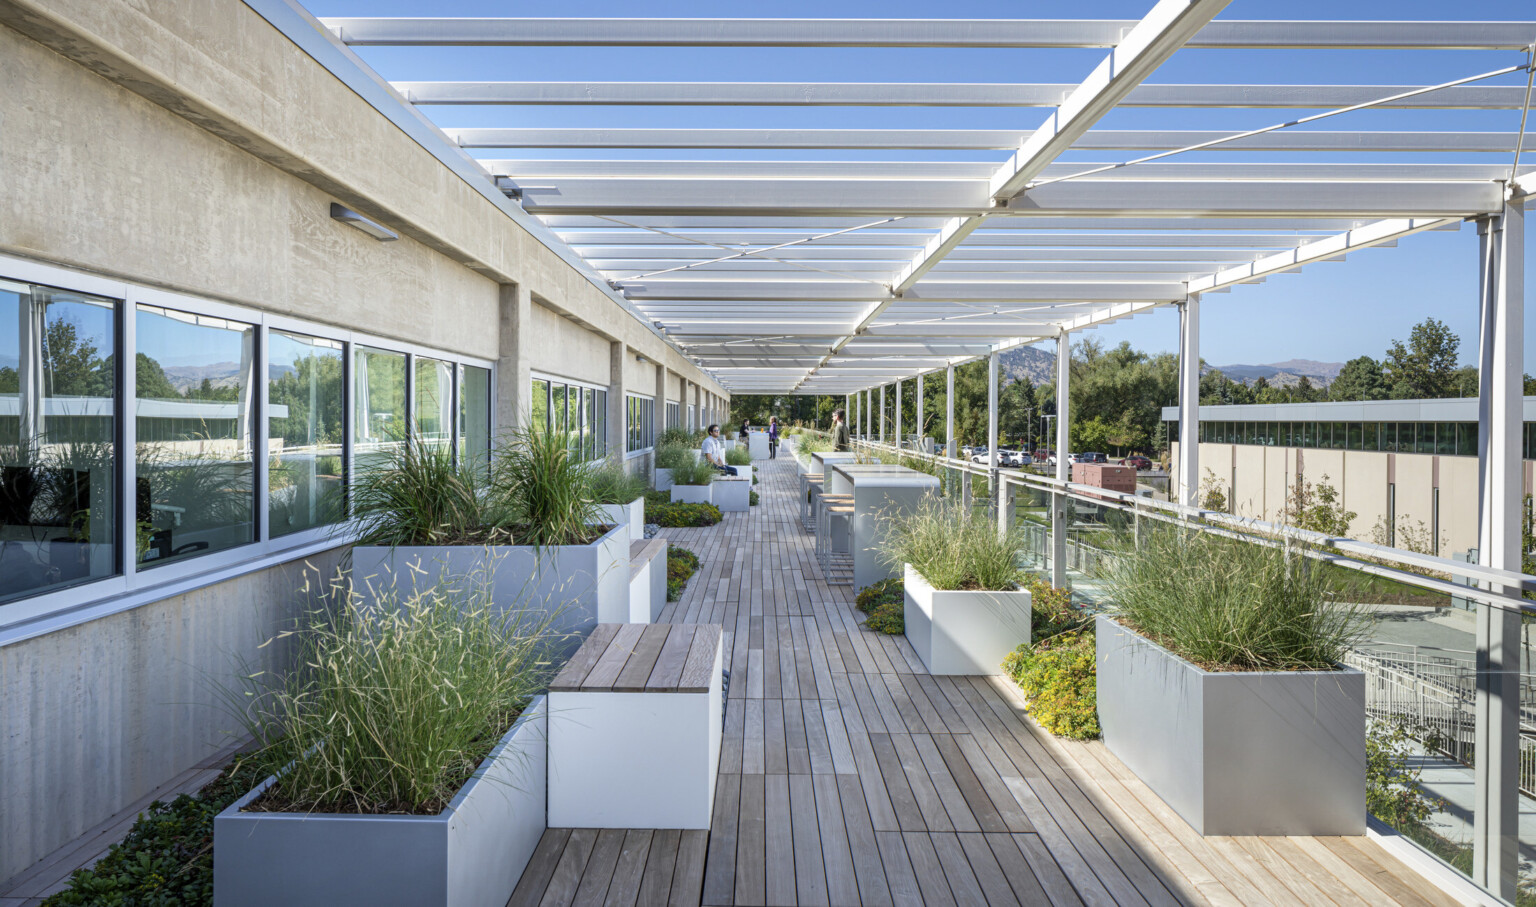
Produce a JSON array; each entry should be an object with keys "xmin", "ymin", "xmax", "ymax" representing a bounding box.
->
[{"xmin": 702, "ymin": 424, "xmax": 739, "ymax": 476}]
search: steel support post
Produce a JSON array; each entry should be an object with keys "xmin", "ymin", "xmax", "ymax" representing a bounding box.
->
[
  {"xmin": 878, "ymin": 385, "xmax": 886, "ymax": 443},
  {"xmin": 1177, "ymin": 294, "xmax": 1202, "ymax": 509},
  {"xmin": 1052, "ymin": 333, "xmax": 1070, "ymax": 589},
  {"xmin": 1472, "ymin": 202, "xmax": 1524, "ymax": 902},
  {"xmin": 895, "ymin": 378, "xmax": 904, "ymax": 449},
  {"xmin": 988, "ymin": 350, "xmax": 1001, "ymax": 523},
  {"xmin": 945, "ymin": 364, "xmax": 956, "ymax": 459},
  {"xmin": 916, "ymin": 374, "xmax": 925, "ymax": 450}
]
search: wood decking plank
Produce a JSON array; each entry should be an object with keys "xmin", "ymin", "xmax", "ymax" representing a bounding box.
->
[
  {"xmin": 813, "ymin": 773, "xmax": 862, "ymax": 907},
  {"xmin": 509, "ymin": 829, "xmax": 572, "ymax": 907},
  {"xmin": 669, "ymin": 830, "xmax": 710, "ymax": 907},
  {"xmin": 734, "ymin": 774, "xmax": 767, "ymax": 907},
  {"xmin": 571, "ymin": 828, "xmax": 626, "ymax": 907},
  {"xmin": 539, "ymin": 827, "xmax": 598, "ymax": 907},
  {"xmin": 702, "ymin": 773, "xmax": 742, "ymax": 906},
  {"xmin": 901, "ymin": 832, "xmax": 958, "ymax": 907},
  {"xmin": 601, "ymin": 830, "xmax": 654, "ymax": 907},
  {"xmin": 765, "ymin": 774, "xmax": 798, "ymax": 907},
  {"xmin": 636, "ymin": 829, "xmax": 680, "ymax": 907},
  {"xmin": 790, "ymin": 773, "xmax": 830, "ymax": 907},
  {"xmin": 836, "ymin": 773, "xmax": 894, "ymax": 907}
]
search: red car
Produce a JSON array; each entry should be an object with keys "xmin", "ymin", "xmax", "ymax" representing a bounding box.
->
[{"xmin": 1119, "ymin": 455, "xmax": 1153, "ymax": 471}]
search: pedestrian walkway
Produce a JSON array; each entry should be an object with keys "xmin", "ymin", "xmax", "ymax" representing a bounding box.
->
[{"xmin": 509, "ymin": 456, "xmax": 1461, "ymax": 907}]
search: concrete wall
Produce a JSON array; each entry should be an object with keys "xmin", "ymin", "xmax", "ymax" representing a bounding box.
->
[
  {"xmin": 528, "ymin": 302, "xmax": 610, "ymax": 387},
  {"xmin": 0, "ymin": 548, "xmax": 347, "ymax": 880}
]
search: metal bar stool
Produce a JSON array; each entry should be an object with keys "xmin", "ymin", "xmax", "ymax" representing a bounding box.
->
[{"xmin": 817, "ymin": 501, "xmax": 856, "ymax": 582}]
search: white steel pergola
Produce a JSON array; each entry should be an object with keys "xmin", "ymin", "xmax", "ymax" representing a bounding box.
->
[{"xmin": 300, "ymin": 5, "xmax": 1536, "ymax": 898}]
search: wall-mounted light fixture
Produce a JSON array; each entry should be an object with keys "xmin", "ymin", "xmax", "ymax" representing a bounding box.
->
[{"xmin": 330, "ymin": 203, "xmax": 398, "ymax": 242}]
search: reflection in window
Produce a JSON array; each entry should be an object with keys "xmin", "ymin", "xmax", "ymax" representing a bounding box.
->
[
  {"xmin": 268, "ymin": 331, "xmax": 344, "ymax": 537},
  {"xmin": 0, "ymin": 280, "xmax": 118, "ymax": 602},
  {"xmin": 459, "ymin": 366, "xmax": 491, "ymax": 474},
  {"xmin": 531, "ymin": 378, "xmax": 549, "ymax": 433},
  {"xmin": 593, "ymin": 389, "xmax": 607, "ymax": 458},
  {"xmin": 582, "ymin": 388, "xmax": 595, "ymax": 461},
  {"xmin": 135, "ymin": 305, "xmax": 255, "ymax": 568},
  {"xmin": 354, "ymin": 346, "xmax": 406, "ymax": 477},
  {"xmin": 414, "ymin": 356, "xmax": 453, "ymax": 453}
]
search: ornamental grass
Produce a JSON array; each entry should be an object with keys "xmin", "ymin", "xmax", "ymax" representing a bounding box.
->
[{"xmin": 878, "ymin": 495, "xmax": 1026, "ymax": 591}]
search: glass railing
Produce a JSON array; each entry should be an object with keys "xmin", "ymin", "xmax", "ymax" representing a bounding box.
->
[{"xmin": 856, "ymin": 437, "xmax": 1533, "ymax": 903}]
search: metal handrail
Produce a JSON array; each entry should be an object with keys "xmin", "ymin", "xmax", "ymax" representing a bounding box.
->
[{"xmin": 853, "ymin": 438, "xmax": 1536, "ymax": 614}]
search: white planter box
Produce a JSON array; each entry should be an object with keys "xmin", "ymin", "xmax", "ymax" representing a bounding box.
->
[
  {"xmin": 548, "ymin": 627, "xmax": 723, "ymax": 829},
  {"xmin": 1096, "ymin": 615, "xmax": 1366, "ymax": 835},
  {"xmin": 713, "ymin": 477, "xmax": 751, "ymax": 512},
  {"xmin": 747, "ymin": 431, "xmax": 770, "ymax": 460},
  {"xmin": 214, "ymin": 697, "xmax": 547, "ymax": 907},
  {"xmin": 654, "ymin": 468, "xmax": 674, "ymax": 491},
  {"xmin": 670, "ymin": 484, "xmax": 713, "ymax": 505},
  {"xmin": 903, "ymin": 565, "xmax": 1031, "ymax": 676},
  {"xmin": 599, "ymin": 497, "xmax": 645, "ymax": 544},
  {"xmin": 349, "ymin": 523, "xmax": 631, "ymax": 644}
]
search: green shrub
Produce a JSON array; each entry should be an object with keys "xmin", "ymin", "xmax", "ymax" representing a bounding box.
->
[
  {"xmin": 649, "ymin": 501, "xmax": 723, "ymax": 527},
  {"xmin": 856, "ymin": 578, "xmax": 905, "ymax": 635},
  {"xmin": 1002, "ymin": 629, "xmax": 1100, "ymax": 739},
  {"xmin": 1367, "ymin": 718, "xmax": 1441, "ymax": 832},
  {"xmin": 349, "ymin": 438, "xmax": 504, "ymax": 547},
  {"xmin": 658, "ymin": 427, "xmax": 703, "ymax": 447},
  {"xmin": 667, "ymin": 546, "xmax": 700, "ymax": 601},
  {"xmin": 1103, "ymin": 527, "xmax": 1366, "ymax": 671},
  {"xmin": 491, "ymin": 424, "xmax": 606, "ymax": 548},
  {"xmin": 221, "ymin": 568, "xmax": 557, "ymax": 815},
  {"xmin": 654, "ymin": 441, "xmax": 696, "ymax": 470},
  {"xmin": 43, "ymin": 763, "xmax": 263, "ymax": 906},
  {"xmin": 1028, "ymin": 577, "xmax": 1086, "ymax": 644},
  {"xmin": 586, "ymin": 456, "xmax": 649, "ymax": 506},
  {"xmin": 668, "ymin": 456, "xmax": 718, "ymax": 487},
  {"xmin": 725, "ymin": 446, "xmax": 752, "ymax": 466},
  {"xmin": 749, "ymin": 491, "xmax": 759, "ymax": 506},
  {"xmin": 878, "ymin": 496, "xmax": 1026, "ymax": 591}
]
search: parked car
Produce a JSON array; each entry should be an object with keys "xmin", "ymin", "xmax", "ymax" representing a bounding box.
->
[
  {"xmin": 1120, "ymin": 455, "xmax": 1153, "ymax": 471},
  {"xmin": 1078, "ymin": 452, "xmax": 1108, "ymax": 464}
]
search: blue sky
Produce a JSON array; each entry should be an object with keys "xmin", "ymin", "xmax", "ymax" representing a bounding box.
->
[{"xmin": 308, "ymin": 0, "xmax": 1536, "ymax": 367}]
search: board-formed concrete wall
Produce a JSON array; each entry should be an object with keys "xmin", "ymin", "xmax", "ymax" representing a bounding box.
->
[{"xmin": 0, "ymin": 548, "xmax": 348, "ymax": 880}]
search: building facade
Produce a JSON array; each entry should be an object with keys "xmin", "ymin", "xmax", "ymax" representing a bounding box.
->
[
  {"xmin": 1163, "ymin": 398, "xmax": 1536, "ymax": 558},
  {"xmin": 0, "ymin": 0, "xmax": 727, "ymax": 882}
]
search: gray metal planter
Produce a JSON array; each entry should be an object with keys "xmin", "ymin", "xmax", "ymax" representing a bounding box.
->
[
  {"xmin": 599, "ymin": 497, "xmax": 645, "ymax": 544},
  {"xmin": 903, "ymin": 565, "xmax": 1031, "ymax": 675},
  {"xmin": 349, "ymin": 523, "xmax": 631, "ymax": 644},
  {"xmin": 654, "ymin": 468, "xmax": 674, "ymax": 491},
  {"xmin": 1095, "ymin": 615, "xmax": 1366, "ymax": 836},
  {"xmin": 670, "ymin": 484, "xmax": 712, "ymax": 505},
  {"xmin": 214, "ymin": 696, "xmax": 548, "ymax": 907}
]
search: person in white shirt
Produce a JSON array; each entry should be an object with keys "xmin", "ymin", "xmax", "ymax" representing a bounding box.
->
[{"xmin": 702, "ymin": 424, "xmax": 739, "ymax": 476}]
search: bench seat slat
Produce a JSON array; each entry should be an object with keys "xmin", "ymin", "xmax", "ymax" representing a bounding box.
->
[
  {"xmin": 613, "ymin": 624, "xmax": 674, "ymax": 692},
  {"xmin": 549, "ymin": 623, "xmax": 621, "ymax": 692}
]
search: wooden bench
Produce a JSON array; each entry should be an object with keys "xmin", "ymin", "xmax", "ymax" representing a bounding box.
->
[
  {"xmin": 629, "ymin": 538, "xmax": 668, "ymax": 623},
  {"xmin": 547, "ymin": 623, "xmax": 724, "ymax": 829}
]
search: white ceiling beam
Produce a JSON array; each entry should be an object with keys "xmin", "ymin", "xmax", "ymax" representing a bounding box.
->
[
  {"xmin": 536, "ymin": 214, "xmax": 1433, "ymax": 231},
  {"xmin": 395, "ymin": 81, "xmax": 1527, "ymax": 109},
  {"xmin": 559, "ymin": 231, "xmax": 1339, "ymax": 248},
  {"xmin": 452, "ymin": 127, "xmax": 1523, "ymax": 152},
  {"xmin": 624, "ymin": 280, "xmax": 1188, "ymax": 302},
  {"xmin": 1187, "ymin": 216, "xmax": 1462, "ymax": 294},
  {"xmin": 993, "ymin": 0, "xmax": 1232, "ymax": 200},
  {"xmin": 494, "ymin": 160, "xmax": 1516, "ymax": 181},
  {"xmin": 523, "ymin": 177, "xmax": 1503, "ymax": 218},
  {"xmin": 327, "ymin": 18, "xmax": 1536, "ymax": 50},
  {"xmin": 585, "ymin": 247, "xmax": 1274, "ymax": 262}
]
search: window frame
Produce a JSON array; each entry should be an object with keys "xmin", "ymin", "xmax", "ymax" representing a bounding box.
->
[
  {"xmin": 529, "ymin": 372, "xmax": 608, "ymax": 463},
  {"xmin": 0, "ymin": 252, "xmax": 495, "ymax": 639}
]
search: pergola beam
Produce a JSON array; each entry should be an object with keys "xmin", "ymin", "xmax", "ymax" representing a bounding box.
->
[
  {"xmin": 327, "ymin": 18, "xmax": 1536, "ymax": 50},
  {"xmin": 451, "ymin": 127, "xmax": 1525, "ymax": 152},
  {"xmin": 397, "ymin": 81, "xmax": 1527, "ymax": 109}
]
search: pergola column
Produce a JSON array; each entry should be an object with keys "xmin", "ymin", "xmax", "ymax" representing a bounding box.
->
[
  {"xmin": 879, "ymin": 384, "xmax": 886, "ymax": 443},
  {"xmin": 946, "ymin": 364, "xmax": 956, "ymax": 458},
  {"xmin": 988, "ymin": 350, "xmax": 1006, "ymax": 532},
  {"xmin": 1052, "ymin": 332, "xmax": 1071, "ymax": 588},
  {"xmin": 916, "ymin": 374, "xmax": 925, "ymax": 449},
  {"xmin": 654, "ymin": 365, "xmax": 668, "ymax": 441},
  {"xmin": 1473, "ymin": 201, "xmax": 1524, "ymax": 902},
  {"xmin": 865, "ymin": 388, "xmax": 872, "ymax": 439},
  {"xmin": 895, "ymin": 378, "xmax": 904, "ymax": 448},
  {"xmin": 1177, "ymin": 294, "xmax": 1201, "ymax": 509}
]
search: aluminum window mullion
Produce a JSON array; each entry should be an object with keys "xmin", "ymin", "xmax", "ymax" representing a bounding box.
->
[
  {"xmin": 254, "ymin": 323, "xmax": 270, "ymax": 543},
  {"xmin": 119, "ymin": 293, "xmax": 137, "ymax": 584}
]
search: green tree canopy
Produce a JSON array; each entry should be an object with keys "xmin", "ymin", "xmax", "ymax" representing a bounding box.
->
[{"xmin": 1384, "ymin": 317, "xmax": 1462, "ymax": 399}]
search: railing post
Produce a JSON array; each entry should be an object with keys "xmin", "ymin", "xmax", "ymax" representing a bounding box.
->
[
  {"xmin": 1472, "ymin": 202, "xmax": 1524, "ymax": 901},
  {"xmin": 1051, "ymin": 331, "xmax": 1070, "ymax": 589},
  {"xmin": 1177, "ymin": 293, "xmax": 1201, "ymax": 511},
  {"xmin": 945, "ymin": 364, "xmax": 956, "ymax": 459}
]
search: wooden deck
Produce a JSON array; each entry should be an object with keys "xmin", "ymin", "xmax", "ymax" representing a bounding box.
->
[{"xmin": 509, "ymin": 455, "xmax": 1459, "ymax": 907}]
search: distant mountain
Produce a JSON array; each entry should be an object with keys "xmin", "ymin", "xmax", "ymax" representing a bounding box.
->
[
  {"xmin": 1210, "ymin": 359, "xmax": 1343, "ymax": 389},
  {"xmin": 998, "ymin": 346, "xmax": 1056, "ymax": 385},
  {"xmin": 162, "ymin": 362, "xmax": 243, "ymax": 393}
]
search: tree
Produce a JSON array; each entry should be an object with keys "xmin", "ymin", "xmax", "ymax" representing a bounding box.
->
[
  {"xmin": 1283, "ymin": 474, "xmax": 1355, "ymax": 537},
  {"xmin": 1384, "ymin": 317, "xmax": 1461, "ymax": 399},
  {"xmin": 1330, "ymin": 356, "xmax": 1388, "ymax": 402}
]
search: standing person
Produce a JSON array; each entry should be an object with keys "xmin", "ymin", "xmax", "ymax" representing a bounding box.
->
[
  {"xmin": 768, "ymin": 417, "xmax": 780, "ymax": 459},
  {"xmin": 703, "ymin": 424, "xmax": 739, "ymax": 476},
  {"xmin": 738, "ymin": 420, "xmax": 750, "ymax": 443},
  {"xmin": 831, "ymin": 409, "xmax": 851, "ymax": 452}
]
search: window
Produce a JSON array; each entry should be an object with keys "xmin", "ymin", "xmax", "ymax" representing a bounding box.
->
[
  {"xmin": 0, "ymin": 280, "xmax": 118, "ymax": 602},
  {"xmin": 414, "ymin": 356, "xmax": 454, "ymax": 453},
  {"xmin": 459, "ymin": 365, "xmax": 491, "ymax": 475},
  {"xmin": 135, "ymin": 305, "xmax": 256, "ymax": 568},
  {"xmin": 353, "ymin": 346, "xmax": 407, "ymax": 478},
  {"xmin": 1436, "ymin": 423, "xmax": 1456, "ymax": 456},
  {"xmin": 1362, "ymin": 422, "xmax": 1379, "ymax": 451},
  {"xmin": 594, "ymin": 389, "xmax": 608, "ymax": 459},
  {"xmin": 1330, "ymin": 422, "xmax": 1346, "ymax": 450},
  {"xmin": 1415, "ymin": 422, "xmax": 1435, "ymax": 455},
  {"xmin": 268, "ymin": 331, "xmax": 344, "ymax": 538},
  {"xmin": 627, "ymin": 394, "xmax": 654, "ymax": 453},
  {"xmin": 531, "ymin": 378, "xmax": 550, "ymax": 433},
  {"xmin": 530, "ymin": 377, "xmax": 605, "ymax": 461},
  {"xmin": 582, "ymin": 388, "xmax": 596, "ymax": 461}
]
